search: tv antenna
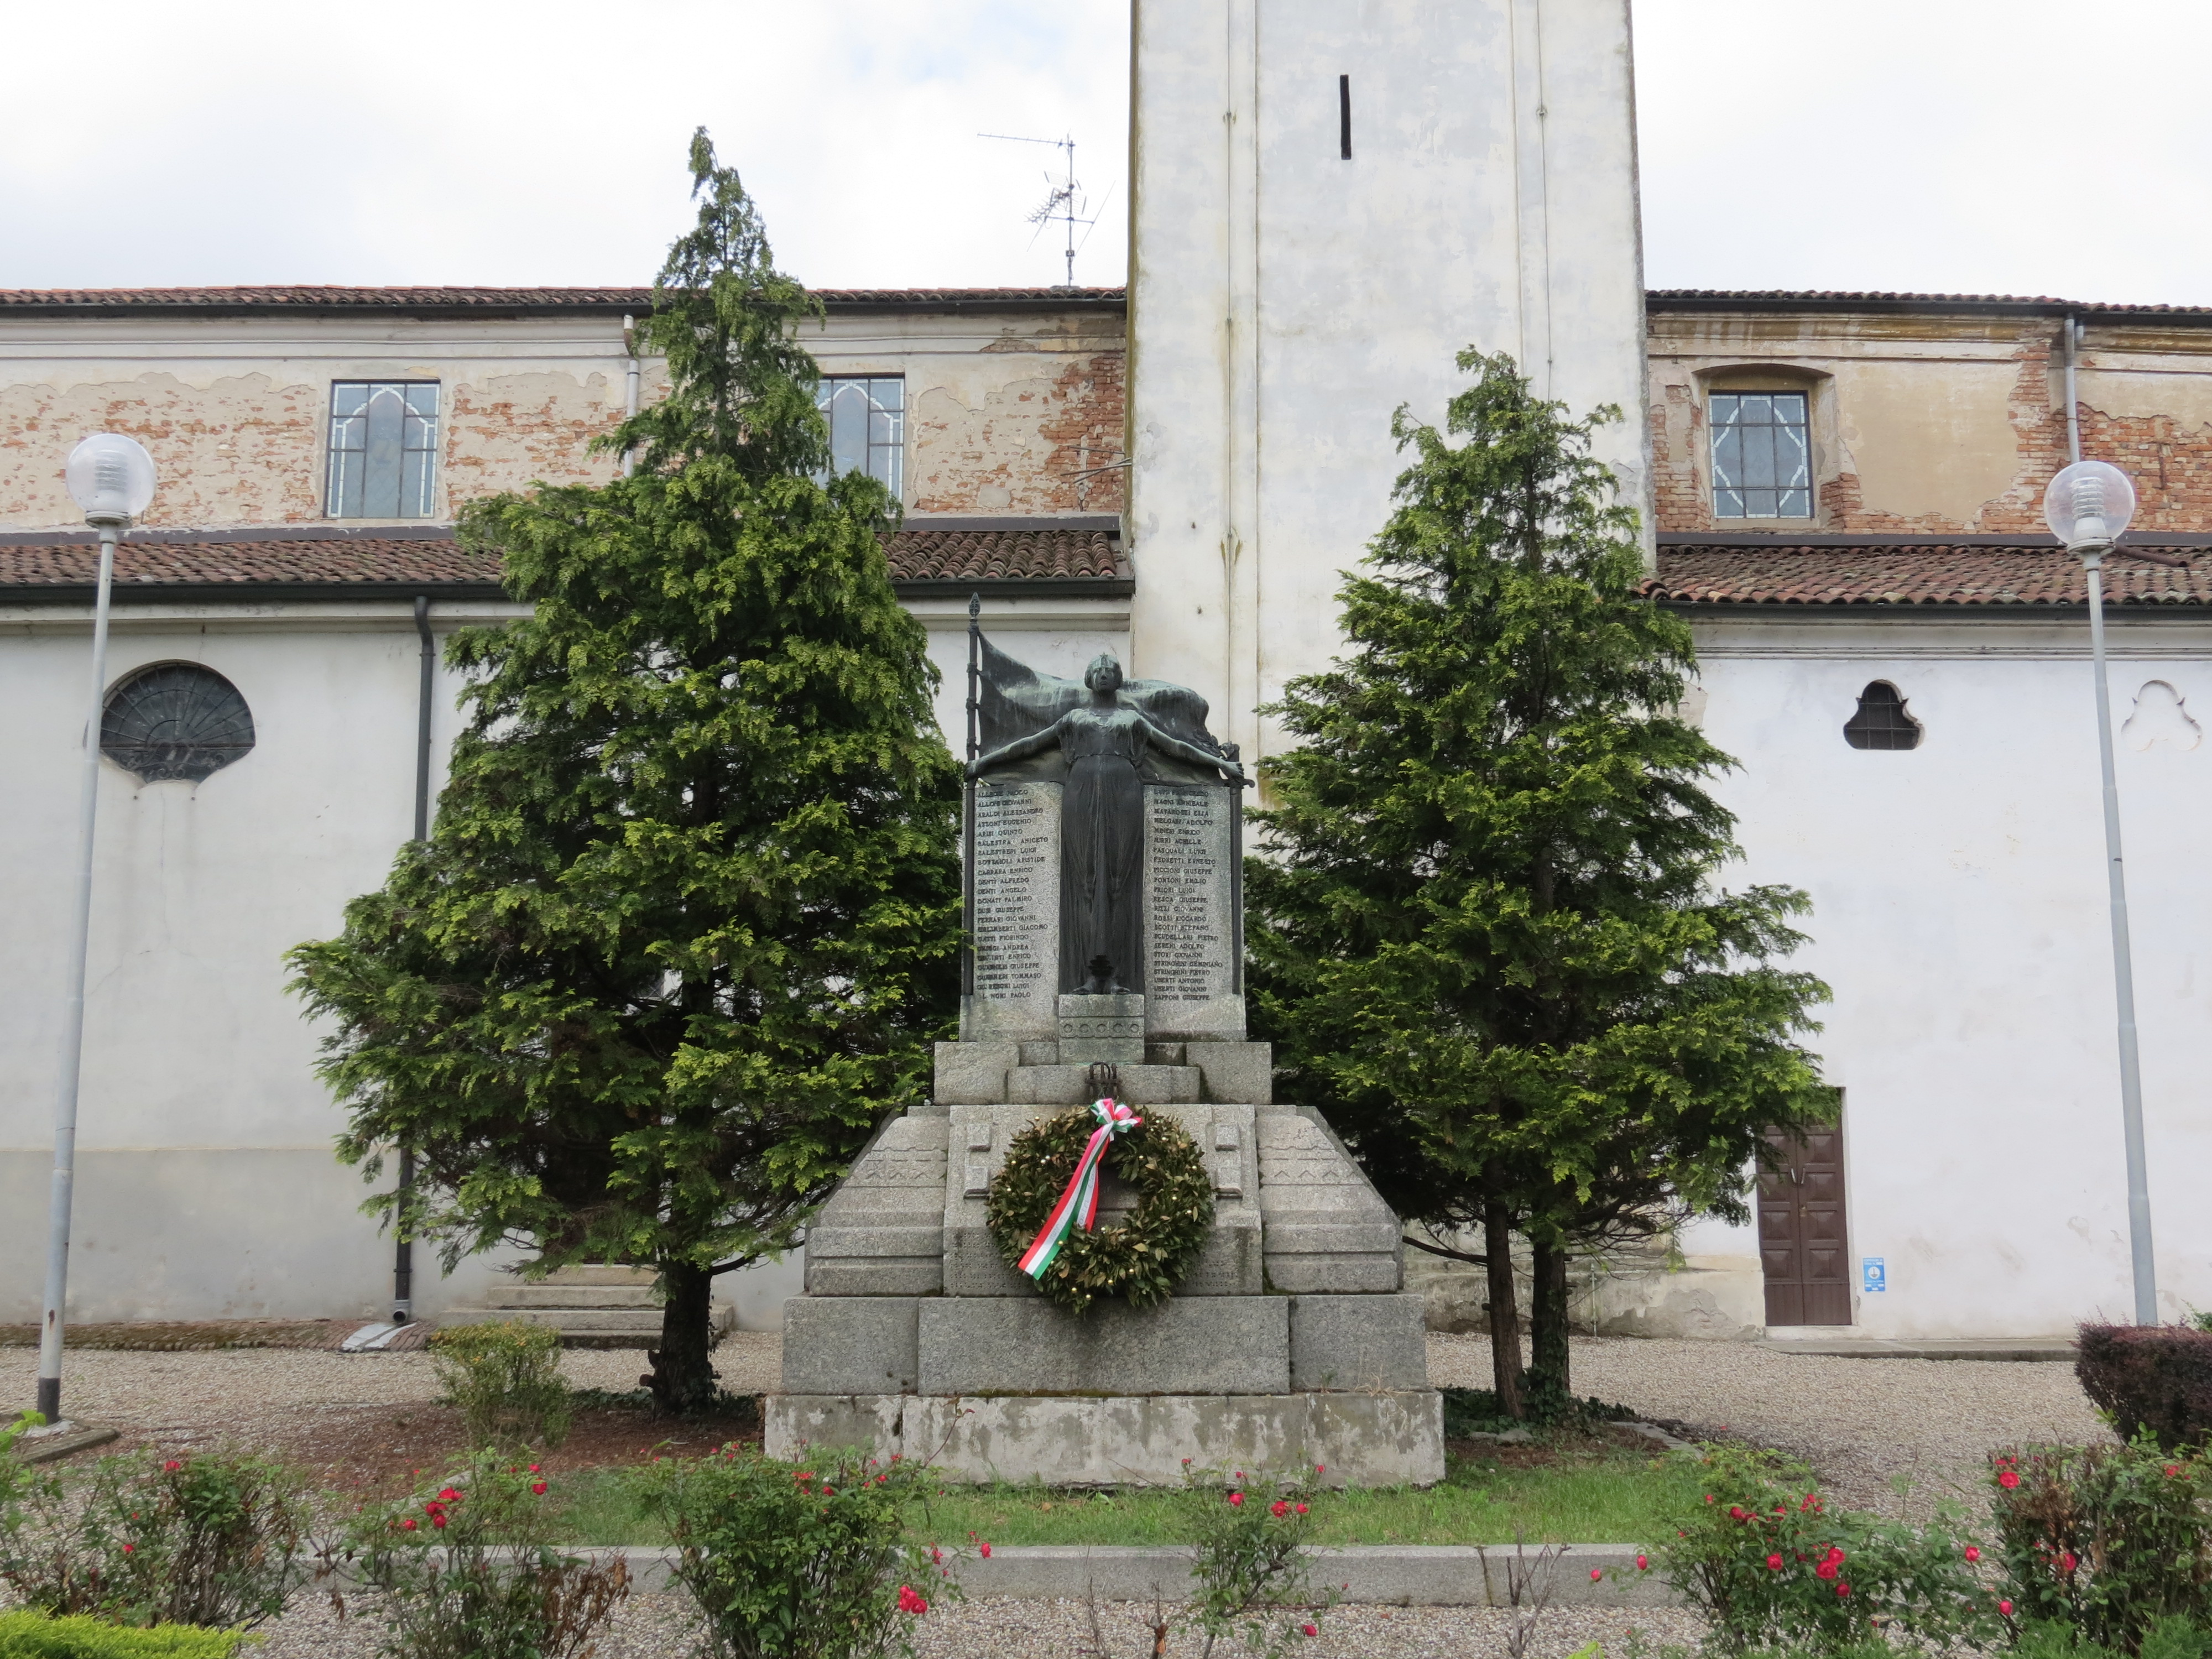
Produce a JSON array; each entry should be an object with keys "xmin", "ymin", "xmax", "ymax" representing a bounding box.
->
[{"xmin": 979, "ymin": 132, "xmax": 1102, "ymax": 288}]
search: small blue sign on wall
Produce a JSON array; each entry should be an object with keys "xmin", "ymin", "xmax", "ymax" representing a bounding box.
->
[{"xmin": 1863, "ymin": 1257, "xmax": 1887, "ymax": 1293}]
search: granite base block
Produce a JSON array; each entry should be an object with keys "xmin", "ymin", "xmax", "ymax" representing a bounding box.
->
[
  {"xmin": 764, "ymin": 1390, "xmax": 1444, "ymax": 1488},
  {"xmin": 1291, "ymin": 1293, "xmax": 1431, "ymax": 1391},
  {"xmin": 1264, "ymin": 1253, "xmax": 1404, "ymax": 1294},
  {"xmin": 1187, "ymin": 1040, "xmax": 1273, "ymax": 1105},
  {"xmin": 917, "ymin": 1296, "xmax": 1289, "ymax": 1395},
  {"xmin": 933, "ymin": 1041, "xmax": 1015, "ymax": 1105},
  {"xmin": 1009, "ymin": 1065, "xmax": 1201, "ymax": 1105},
  {"xmin": 778, "ymin": 1297, "xmax": 919, "ymax": 1394}
]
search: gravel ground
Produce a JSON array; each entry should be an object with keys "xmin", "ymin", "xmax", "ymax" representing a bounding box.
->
[
  {"xmin": 246, "ymin": 1584, "xmax": 1702, "ymax": 1658},
  {"xmin": 1430, "ymin": 1333, "xmax": 2106, "ymax": 1516},
  {"xmin": 3, "ymin": 1329, "xmax": 2101, "ymax": 1654}
]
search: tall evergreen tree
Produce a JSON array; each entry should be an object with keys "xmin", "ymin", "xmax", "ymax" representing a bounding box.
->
[
  {"xmin": 1247, "ymin": 351, "xmax": 1830, "ymax": 1417},
  {"xmin": 289, "ymin": 132, "xmax": 961, "ymax": 1413}
]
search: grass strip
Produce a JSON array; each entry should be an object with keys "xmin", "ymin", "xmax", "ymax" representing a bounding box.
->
[{"xmin": 544, "ymin": 1446, "xmax": 1694, "ymax": 1548}]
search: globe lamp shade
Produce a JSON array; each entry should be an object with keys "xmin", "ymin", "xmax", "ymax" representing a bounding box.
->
[
  {"xmin": 2044, "ymin": 460, "xmax": 2137, "ymax": 550},
  {"xmin": 64, "ymin": 432, "xmax": 158, "ymax": 525}
]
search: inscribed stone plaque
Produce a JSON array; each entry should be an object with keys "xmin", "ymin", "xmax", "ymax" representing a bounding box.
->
[
  {"xmin": 1142, "ymin": 785, "xmax": 1244, "ymax": 1040},
  {"xmin": 962, "ymin": 781, "xmax": 1062, "ymax": 1041}
]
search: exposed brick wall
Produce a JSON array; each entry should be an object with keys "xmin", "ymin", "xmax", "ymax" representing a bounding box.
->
[
  {"xmin": 1648, "ymin": 316, "xmax": 2212, "ymax": 536},
  {"xmin": 908, "ymin": 346, "xmax": 1125, "ymax": 515}
]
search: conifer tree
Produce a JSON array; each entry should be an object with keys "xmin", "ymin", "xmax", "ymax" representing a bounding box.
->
[
  {"xmin": 289, "ymin": 132, "xmax": 961, "ymax": 1413},
  {"xmin": 1246, "ymin": 351, "xmax": 1830, "ymax": 1417}
]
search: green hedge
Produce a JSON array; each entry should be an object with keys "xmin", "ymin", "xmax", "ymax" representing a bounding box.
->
[{"xmin": 0, "ymin": 1613, "xmax": 251, "ymax": 1658}]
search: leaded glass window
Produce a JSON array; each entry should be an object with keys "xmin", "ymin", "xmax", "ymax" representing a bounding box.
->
[
  {"xmin": 816, "ymin": 375, "xmax": 904, "ymax": 497},
  {"xmin": 101, "ymin": 664, "xmax": 256, "ymax": 783},
  {"xmin": 327, "ymin": 382, "xmax": 440, "ymax": 518},
  {"xmin": 1710, "ymin": 391, "xmax": 1811, "ymax": 519},
  {"xmin": 1843, "ymin": 681, "xmax": 1922, "ymax": 751}
]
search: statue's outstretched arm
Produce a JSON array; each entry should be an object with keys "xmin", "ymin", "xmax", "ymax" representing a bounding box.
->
[
  {"xmin": 968, "ymin": 721, "xmax": 1063, "ymax": 779},
  {"xmin": 1137, "ymin": 717, "xmax": 1250, "ymax": 786}
]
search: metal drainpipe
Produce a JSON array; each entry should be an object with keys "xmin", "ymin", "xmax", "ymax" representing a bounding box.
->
[
  {"xmin": 623, "ymin": 315, "xmax": 640, "ymax": 477},
  {"xmin": 2065, "ymin": 314, "xmax": 2082, "ymax": 465},
  {"xmin": 392, "ymin": 595, "xmax": 435, "ymax": 1323}
]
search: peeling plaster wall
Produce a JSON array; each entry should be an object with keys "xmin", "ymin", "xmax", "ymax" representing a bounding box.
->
[
  {"xmin": 0, "ymin": 306, "xmax": 1128, "ymax": 531},
  {"xmin": 0, "ymin": 317, "xmax": 641, "ymax": 529},
  {"xmin": 1650, "ymin": 311, "xmax": 2212, "ymax": 535},
  {"xmin": 801, "ymin": 309, "xmax": 1125, "ymax": 515}
]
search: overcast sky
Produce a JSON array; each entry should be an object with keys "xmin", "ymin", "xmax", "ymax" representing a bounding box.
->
[{"xmin": 6, "ymin": 1, "xmax": 2210, "ymax": 306}]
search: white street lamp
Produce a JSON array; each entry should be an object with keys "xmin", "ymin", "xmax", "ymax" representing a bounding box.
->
[
  {"xmin": 2044, "ymin": 457, "xmax": 2159, "ymax": 1327},
  {"xmin": 35, "ymin": 434, "xmax": 156, "ymax": 1426}
]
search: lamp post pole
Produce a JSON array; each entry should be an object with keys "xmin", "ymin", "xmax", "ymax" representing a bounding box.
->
[
  {"xmin": 37, "ymin": 433, "xmax": 156, "ymax": 1425},
  {"xmin": 36, "ymin": 520, "xmax": 119, "ymax": 1425},
  {"xmin": 2079, "ymin": 543, "xmax": 2157, "ymax": 1327},
  {"xmin": 2048, "ymin": 457, "xmax": 2158, "ymax": 1326}
]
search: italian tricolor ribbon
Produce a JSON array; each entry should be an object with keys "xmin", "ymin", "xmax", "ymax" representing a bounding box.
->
[{"xmin": 1018, "ymin": 1097, "xmax": 1144, "ymax": 1280}]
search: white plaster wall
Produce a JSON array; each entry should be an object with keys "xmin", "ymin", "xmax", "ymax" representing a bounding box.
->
[
  {"xmin": 1128, "ymin": 0, "xmax": 1649, "ymax": 763},
  {"xmin": 0, "ymin": 603, "xmax": 519, "ymax": 1322},
  {"xmin": 1673, "ymin": 618, "xmax": 2212, "ymax": 1337}
]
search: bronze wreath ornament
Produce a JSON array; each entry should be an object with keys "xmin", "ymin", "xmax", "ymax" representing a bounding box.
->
[{"xmin": 984, "ymin": 1105, "xmax": 1217, "ymax": 1317}]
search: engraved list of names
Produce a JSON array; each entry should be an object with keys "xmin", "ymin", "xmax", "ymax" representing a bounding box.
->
[
  {"xmin": 968, "ymin": 781, "xmax": 1061, "ymax": 1036},
  {"xmin": 1143, "ymin": 785, "xmax": 1239, "ymax": 1034}
]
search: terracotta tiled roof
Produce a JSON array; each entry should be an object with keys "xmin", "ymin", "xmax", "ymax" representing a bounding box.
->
[
  {"xmin": 1650, "ymin": 538, "xmax": 2212, "ymax": 608},
  {"xmin": 0, "ymin": 285, "xmax": 1126, "ymax": 316},
  {"xmin": 0, "ymin": 522, "xmax": 1126, "ymax": 596},
  {"xmin": 890, "ymin": 526, "xmax": 1126, "ymax": 583},
  {"xmin": 0, "ymin": 534, "xmax": 502, "ymax": 591},
  {"xmin": 1648, "ymin": 289, "xmax": 2212, "ymax": 321}
]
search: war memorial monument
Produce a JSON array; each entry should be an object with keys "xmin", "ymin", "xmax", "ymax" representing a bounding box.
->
[{"xmin": 765, "ymin": 620, "xmax": 1444, "ymax": 1485}]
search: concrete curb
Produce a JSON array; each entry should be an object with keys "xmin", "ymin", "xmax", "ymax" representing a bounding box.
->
[
  {"xmin": 395, "ymin": 1545, "xmax": 1678, "ymax": 1606},
  {"xmin": 1760, "ymin": 1336, "xmax": 2077, "ymax": 1363},
  {"xmin": 18, "ymin": 1422, "xmax": 121, "ymax": 1464}
]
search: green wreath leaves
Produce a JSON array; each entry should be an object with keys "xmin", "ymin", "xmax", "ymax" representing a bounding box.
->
[{"xmin": 984, "ymin": 1109, "xmax": 1217, "ymax": 1317}]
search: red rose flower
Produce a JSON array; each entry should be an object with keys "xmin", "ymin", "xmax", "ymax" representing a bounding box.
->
[
  {"xmin": 1228, "ymin": 1492, "xmax": 1244, "ymax": 1506},
  {"xmin": 2060, "ymin": 1552, "xmax": 2077, "ymax": 1573},
  {"xmin": 980, "ymin": 1542, "xmax": 992, "ymax": 1558},
  {"xmin": 402, "ymin": 1519, "xmax": 418, "ymax": 1531},
  {"xmin": 1590, "ymin": 1568, "xmax": 1603, "ymax": 1582},
  {"xmin": 1636, "ymin": 1554, "xmax": 1649, "ymax": 1571},
  {"xmin": 1729, "ymin": 1506, "xmax": 1747, "ymax": 1520},
  {"xmin": 1998, "ymin": 1471, "xmax": 2021, "ymax": 1490},
  {"xmin": 2167, "ymin": 1465, "xmax": 2182, "ymax": 1478},
  {"xmin": 1302, "ymin": 1624, "xmax": 1318, "ymax": 1637},
  {"xmin": 122, "ymin": 1543, "xmax": 134, "ymax": 1553},
  {"xmin": 1767, "ymin": 1554, "xmax": 1784, "ymax": 1570},
  {"xmin": 431, "ymin": 1513, "xmax": 447, "ymax": 1529},
  {"xmin": 897, "ymin": 1585, "xmax": 929, "ymax": 1616},
  {"xmin": 1296, "ymin": 1503, "xmax": 1309, "ymax": 1515},
  {"xmin": 164, "ymin": 1460, "xmax": 181, "ymax": 1472},
  {"xmin": 1965, "ymin": 1547, "xmax": 1981, "ymax": 1563},
  {"xmin": 1816, "ymin": 1562, "xmax": 1839, "ymax": 1580},
  {"xmin": 1836, "ymin": 1583, "xmax": 1850, "ymax": 1598},
  {"xmin": 531, "ymin": 1482, "xmax": 547, "ymax": 1496},
  {"xmin": 1271, "ymin": 1500, "xmax": 1290, "ymax": 1517},
  {"xmin": 2000, "ymin": 1600, "xmax": 2015, "ymax": 1617}
]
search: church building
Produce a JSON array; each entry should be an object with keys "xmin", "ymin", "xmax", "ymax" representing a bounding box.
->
[{"xmin": 3, "ymin": 0, "xmax": 2209, "ymax": 1343}]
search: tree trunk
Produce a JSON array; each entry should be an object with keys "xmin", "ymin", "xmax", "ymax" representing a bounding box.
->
[
  {"xmin": 1482, "ymin": 1197, "xmax": 1524, "ymax": 1420},
  {"xmin": 646, "ymin": 1260, "xmax": 719, "ymax": 1415},
  {"xmin": 1526, "ymin": 1235, "xmax": 1571, "ymax": 1411}
]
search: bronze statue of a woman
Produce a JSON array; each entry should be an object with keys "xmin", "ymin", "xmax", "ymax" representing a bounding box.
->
[{"xmin": 969, "ymin": 653, "xmax": 1245, "ymax": 994}]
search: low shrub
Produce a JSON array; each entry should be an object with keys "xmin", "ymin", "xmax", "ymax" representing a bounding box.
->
[
  {"xmin": 2010, "ymin": 1616, "xmax": 2212, "ymax": 1658},
  {"xmin": 1655, "ymin": 1444, "xmax": 1997, "ymax": 1656},
  {"xmin": 1441, "ymin": 1386, "xmax": 1636, "ymax": 1435},
  {"xmin": 643, "ymin": 1444, "xmax": 954, "ymax": 1659},
  {"xmin": 0, "ymin": 1612, "xmax": 252, "ymax": 1658},
  {"xmin": 428, "ymin": 1319, "xmax": 572, "ymax": 1452},
  {"xmin": 0, "ymin": 1447, "xmax": 311, "ymax": 1629},
  {"xmin": 2077, "ymin": 1323, "xmax": 2212, "ymax": 1453},
  {"xmin": 1178, "ymin": 1464, "xmax": 1337, "ymax": 1657},
  {"xmin": 1988, "ymin": 1436, "xmax": 2212, "ymax": 1651},
  {"xmin": 340, "ymin": 1451, "xmax": 627, "ymax": 1659}
]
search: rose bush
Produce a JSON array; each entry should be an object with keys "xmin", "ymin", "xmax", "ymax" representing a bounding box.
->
[{"xmin": 1654, "ymin": 1445, "xmax": 1997, "ymax": 1656}]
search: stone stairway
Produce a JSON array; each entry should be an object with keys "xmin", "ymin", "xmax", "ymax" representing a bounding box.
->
[{"xmin": 439, "ymin": 1264, "xmax": 736, "ymax": 1349}]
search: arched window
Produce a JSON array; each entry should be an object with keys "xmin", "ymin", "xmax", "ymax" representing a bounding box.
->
[
  {"xmin": 1842, "ymin": 681, "xmax": 1921, "ymax": 751},
  {"xmin": 101, "ymin": 664, "xmax": 256, "ymax": 783}
]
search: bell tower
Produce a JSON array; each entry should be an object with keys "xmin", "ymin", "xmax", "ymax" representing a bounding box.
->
[{"xmin": 1125, "ymin": 0, "xmax": 1650, "ymax": 761}]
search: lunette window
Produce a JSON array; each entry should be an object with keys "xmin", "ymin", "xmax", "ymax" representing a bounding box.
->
[
  {"xmin": 101, "ymin": 664, "xmax": 257, "ymax": 782},
  {"xmin": 815, "ymin": 375, "xmax": 905, "ymax": 497},
  {"xmin": 1710, "ymin": 391, "xmax": 1811, "ymax": 519},
  {"xmin": 327, "ymin": 382, "xmax": 440, "ymax": 518}
]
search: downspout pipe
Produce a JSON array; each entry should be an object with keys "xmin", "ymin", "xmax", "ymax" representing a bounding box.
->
[
  {"xmin": 2064, "ymin": 314, "xmax": 2082, "ymax": 465},
  {"xmin": 623, "ymin": 315, "xmax": 640, "ymax": 478},
  {"xmin": 393, "ymin": 595, "xmax": 435, "ymax": 1323}
]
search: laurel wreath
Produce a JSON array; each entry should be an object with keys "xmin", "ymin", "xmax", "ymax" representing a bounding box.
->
[{"xmin": 984, "ymin": 1108, "xmax": 1217, "ymax": 1317}]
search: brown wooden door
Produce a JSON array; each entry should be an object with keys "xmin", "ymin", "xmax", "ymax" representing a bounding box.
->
[{"xmin": 1757, "ymin": 1120, "xmax": 1852, "ymax": 1326}]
